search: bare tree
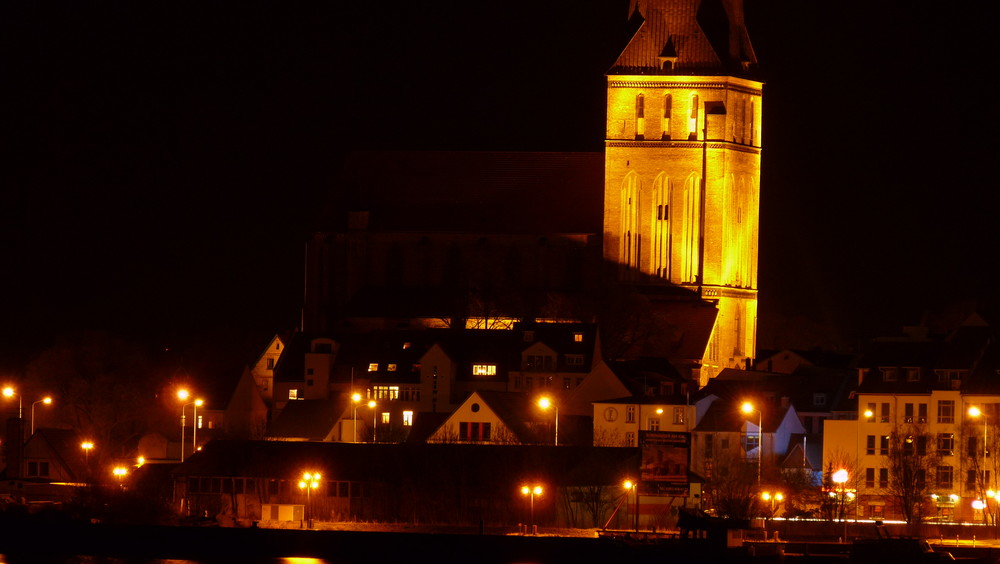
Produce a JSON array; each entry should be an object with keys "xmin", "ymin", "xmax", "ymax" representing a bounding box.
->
[
  {"xmin": 704, "ymin": 448, "xmax": 758, "ymax": 520},
  {"xmin": 883, "ymin": 427, "xmax": 938, "ymax": 524}
]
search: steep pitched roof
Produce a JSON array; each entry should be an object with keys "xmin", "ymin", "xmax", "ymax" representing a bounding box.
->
[{"xmin": 611, "ymin": 0, "xmax": 757, "ymax": 76}]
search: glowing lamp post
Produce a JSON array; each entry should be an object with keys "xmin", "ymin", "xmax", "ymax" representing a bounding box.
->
[
  {"xmin": 762, "ymin": 491, "xmax": 784, "ymax": 515},
  {"xmin": 624, "ymin": 480, "xmax": 639, "ymax": 532},
  {"xmin": 30, "ymin": 396, "xmax": 52, "ymax": 435},
  {"xmin": 177, "ymin": 389, "xmax": 204, "ymax": 462},
  {"xmin": 832, "ymin": 469, "xmax": 849, "ymax": 541},
  {"xmin": 969, "ymin": 406, "xmax": 990, "ymax": 525},
  {"xmin": 81, "ymin": 441, "xmax": 94, "ymax": 479},
  {"xmin": 3, "ymin": 387, "xmax": 22, "ymax": 419},
  {"xmin": 521, "ymin": 485, "xmax": 543, "ymax": 534},
  {"xmin": 741, "ymin": 401, "xmax": 762, "ymax": 486},
  {"xmin": 538, "ymin": 397, "xmax": 558, "ymax": 446},
  {"xmin": 298, "ymin": 471, "xmax": 321, "ymax": 528},
  {"xmin": 113, "ymin": 466, "xmax": 128, "ymax": 489},
  {"xmin": 352, "ymin": 393, "xmax": 362, "ymax": 443}
]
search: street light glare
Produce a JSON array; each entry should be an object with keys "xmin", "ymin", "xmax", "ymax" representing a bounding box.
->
[
  {"xmin": 832, "ymin": 469, "xmax": 849, "ymax": 484},
  {"xmin": 741, "ymin": 401, "xmax": 754, "ymax": 414},
  {"xmin": 538, "ymin": 397, "xmax": 552, "ymax": 410},
  {"xmin": 177, "ymin": 389, "xmax": 190, "ymax": 401},
  {"xmin": 970, "ymin": 406, "xmax": 983, "ymax": 417}
]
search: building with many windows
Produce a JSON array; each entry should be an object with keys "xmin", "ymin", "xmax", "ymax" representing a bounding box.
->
[{"xmin": 823, "ymin": 316, "xmax": 1000, "ymax": 522}]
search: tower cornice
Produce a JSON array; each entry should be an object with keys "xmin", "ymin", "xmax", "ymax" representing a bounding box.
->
[
  {"xmin": 606, "ymin": 140, "xmax": 760, "ymax": 155},
  {"xmin": 607, "ymin": 77, "xmax": 762, "ymax": 96}
]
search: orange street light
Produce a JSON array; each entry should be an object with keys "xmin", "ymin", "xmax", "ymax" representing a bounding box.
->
[
  {"xmin": 368, "ymin": 400, "xmax": 377, "ymax": 442},
  {"xmin": 352, "ymin": 393, "xmax": 362, "ymax": 443},
  {"xmin": 624, "ymin": 479, "xmax": 639, "ymax": 532},
  {"xmin": 177, "ymin": 389, "xmax": 204, "ymax": 462},
  {"xmin": 741, "ymin": 401, "xmax": 762, "ymax": 486},
  {"xmin": 538, "ymin": 397, "xmax": 558, "ymax": 446},
  {"xmin": 30, "ymin": 396, "xmax": 52, "ymax": 435},
  {"xmin": 521, "ymin": 485, "xmax": 543, "ymax": 533},
  {"xmin": 298, "ymin": 471, "xmax": 322, "ymax": 528},
  {"xmin": 3, "ymin": 387, "xmax": 22, "ymax": 419}
]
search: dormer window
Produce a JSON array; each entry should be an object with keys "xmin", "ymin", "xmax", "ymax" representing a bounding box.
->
[
  {"xmin": 881, "ymin": 367, "xmax": 897, "ymax": 382},
  {"xmin": 813, "ymin": 393, "xmax": 827, "ymax": 407},
  {"xmin": 906, "ymin": 368, "xmax": 920, "ymax": 382},
  {"xmin": 573, "ymin": 332, "xmax": 584, "ymax": 343},
  {"xmin": 368, "ymin": 363, "xmax": 379, "ymax": 372},
  {"xmin": 523, "ymin": 331, "xmax": 535, "ymax": 342}
]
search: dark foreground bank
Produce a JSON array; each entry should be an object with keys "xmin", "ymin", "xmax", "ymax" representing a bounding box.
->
[{"xmin": 0, "ymin": 521, "xmax": 757, "ymax": 564}]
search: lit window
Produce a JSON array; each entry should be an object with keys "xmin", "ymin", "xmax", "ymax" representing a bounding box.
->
[
  {"xmin": 388, "ymin": 364, "xmax": 397, "ymax": 372},
  {"xmin": 403, "ymin": 411, "xmax": 413, "ymax": 426},
  {"xmin": 573, "ymin": 333, "xmax": 583, "ymax": 343},
  {"xmin": 938, "ymin": 400, "xmax": 955, "ymax": 423},
  {"xmin": 289, "ymin": 389, "xmax": 299, "ymax": 400},
  {"xmin": 373, "ymin": 386, "xmax": 399, "ymax": 400},
  {"xmin": 472, "ymin": 364, "xmax": 497, "ymax": 376},
  {"xmin": 368, "ymin": 363, "xmax": 378, "ymax": 372},
  {"xmin": 381, "ymin": 412, "xmax": 390, "ymax": 425},
  {"xmin": 673, "ymin": 407, "xmax": 684, "ymax": 424}
]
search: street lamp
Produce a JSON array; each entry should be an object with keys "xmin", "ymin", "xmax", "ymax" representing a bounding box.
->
[
  {"xmin": 741, "ymin": 401, "xmax": 762, "ymax": 485},
  {"xmin": 298, "ymin": 471, "xmax": 321, "ymax": 528},
  {"xmin": 30, "ymin": 396, "xmax": 52, "ymax": 435},
  {"xmin": 624, "ymin": 480, "xmax": 639, "ymax": 533},
  {"xmin": 352, "ymin": 393, "xmax": 362, "ymax": 443},
  {"xmin": 521, "ymin": 484, "xmax": 543, "ymax": 534},
  {"xmin": 368, "ymin": 400, "xmax": 377, "ymax": 442},
  {"xmin": 177, "ymin": 389, "xmax": 204, "ymax": 462},
  {"xmin": 113, "ymin": 466, "xmax": 128, "ymax": 489},
  {"xmin": 762, "ymin": 491, "xmax": 784, "ymax": 519},
  {"xmin": 538, "ymin": 397, "xmax": 558, "ymax": 446},
  {"xmin": 969, "ymin": 406, "xmax": 990, "ymax": 524},
  {"xmin": 3, "ymin": 387, "xmax": 22, "ymax": 419},
  {"xmin": 856, "ymin": 408, "xmax": 873, "ymax": 519},
  {"xmin": 832, "ymin": 469, "xmax": 849, "ymax": 542}
]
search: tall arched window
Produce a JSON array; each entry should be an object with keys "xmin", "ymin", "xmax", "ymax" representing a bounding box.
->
[
  {"xmin": 651, "ymin": 173, "xmax": 671, "ymax": 279},
  {"xmin": 635, "ymin": 94, "xmax": 645, "ymax": 140},
  {"xmin": 620, "ymin": 172, "xmax": 641, "ymax": 278},
  {"xmin": 688, "ymin": 94, "xmax": 700, "ymax": 140},
  {"xmin": 662, "ymin": 94, "xmax": 672, "ymax": 140},
  {"xmin": 681, "ymin": 173, "xmax": 700, "ymax": 283}
]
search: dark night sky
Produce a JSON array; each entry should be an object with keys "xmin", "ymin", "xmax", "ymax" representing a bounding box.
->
[{"xmin": 3, "ymin": 1, "xmax": 999, "ymax": 373}]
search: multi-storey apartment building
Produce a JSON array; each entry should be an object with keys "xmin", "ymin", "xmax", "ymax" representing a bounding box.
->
[{"xmin": 824, "ymin": 318, "xmax": 1000, "ymax": 523}]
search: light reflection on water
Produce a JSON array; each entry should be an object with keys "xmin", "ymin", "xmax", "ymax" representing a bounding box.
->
[{"xmin": 1, "ymin": 558, "xmax": 337, "ymax": 564}]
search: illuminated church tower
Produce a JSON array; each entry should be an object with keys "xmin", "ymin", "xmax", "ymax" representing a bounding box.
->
[{"xmin": 603, "ymin": 0, "xmax": 761, "ymax": 384}]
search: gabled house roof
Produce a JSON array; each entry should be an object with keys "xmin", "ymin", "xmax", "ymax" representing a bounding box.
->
[{"xmin": 24, "ymin": 428, "xmax": 88, "ymax": 482}]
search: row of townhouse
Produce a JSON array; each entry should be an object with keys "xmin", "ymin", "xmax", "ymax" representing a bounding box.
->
[
  {"xmin": 823, "ymin": 315, "xmax": 1000, "ymax": 523},
  {"xmin": 237, "ymin": 321, "xmax": 635, "ymax": 444}
]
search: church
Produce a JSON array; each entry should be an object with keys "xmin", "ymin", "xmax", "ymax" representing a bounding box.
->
[{"xmin": 301, "ymin": 0, "xmax": 762, "ymax": 386}]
